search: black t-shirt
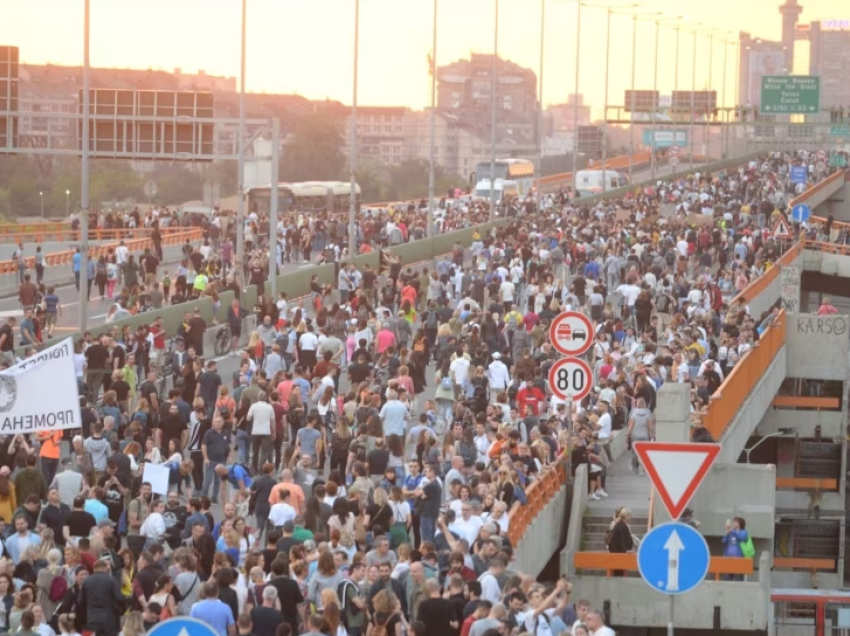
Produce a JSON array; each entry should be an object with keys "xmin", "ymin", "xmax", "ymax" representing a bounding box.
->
[
  {"xmin": 250, "ymin": 606, "xmax": 284, "ymax": 636},
  {"xmin": 66, "ymin": 509, "xmax": 97, "ymax": 537},
  {"xmin": 202, "ymin": 429, "xmax": 228, "ymax": 463},
  {"xmin": 421, "ymin": 480, "xmax": 442, "ymax": 519},
  {"xmin": 268, "ymin": 575, "xmax": 304, "ymax": 634},
  {"xmin": 275, "ymin": 536, "xmax": 303, "ymax": 556},
  {"xmin": 366, "ymin": 448, "xmax": 390, "ymax": 476},
  {"xmin": 0, "ymin": 324, "xmax": 13, "ymax": 351},
  {"xmin": 366, "ymin": 502, "xmax": 393, "ymax": 532},
  {"xmin": 362, "ymin": 271, "xmax": 376, "ymax": 290},
  {"xmin": 418, "ymin": 597, "xmax": 456, "ymax": 636},
  {"xmin": 97, "ymin": 474, "xmax": 125, "ymax": 522},
  {"xmin": 111, "ymin": 345, "xmax": 126, "ymax": 370},
  {"xmin": 198, "ymin": 371, "xmax": 222, "ymax": 402},
  {"xmin": 39, "ymin": 503, "xmax": 69, "ymax": 547},
  {"xmin": 188, "ymin": 317, "xmax": 207, "ymax": 343},
  {"xmin": 348, "ymin": 363, "xmax": 373, "ymax": 384},
  {"xmin": 143, "ymin": 254, "xmax": 160, "ymax": 274},
  {"xmin": 111, "ymin": 380, "xmax": 131, "ymax": 402},
  {"xmin": 139, "ymin": 380, "xmax": 159, "ymax": 407},
  {"xmin": 85, "ymin": 344, "xmax": 110, "ymax": 372}
]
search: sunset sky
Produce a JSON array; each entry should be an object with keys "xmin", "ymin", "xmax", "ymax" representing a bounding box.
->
[{"xmin": 3, "ymin": 0, "xmax": 846, "ymax": 116}]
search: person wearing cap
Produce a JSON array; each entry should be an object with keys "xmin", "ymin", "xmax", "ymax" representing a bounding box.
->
[{"xmin": 486, "ymin": 353, "xmax": 510, "ymax": 402}]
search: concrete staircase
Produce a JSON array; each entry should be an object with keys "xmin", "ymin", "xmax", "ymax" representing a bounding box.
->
[{"xmin": 577, "ymin": 514, "xmax": 650, "ymax": 577}]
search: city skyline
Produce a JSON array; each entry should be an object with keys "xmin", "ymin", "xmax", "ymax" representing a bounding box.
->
[{"xmin": 4, "ymin": 0, "xmax": 847, "ymax": 116}]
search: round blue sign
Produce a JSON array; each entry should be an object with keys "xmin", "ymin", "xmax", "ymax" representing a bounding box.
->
[{"xmin": 636, "ymin": 522, "xmax": 711, "ymax": 595}]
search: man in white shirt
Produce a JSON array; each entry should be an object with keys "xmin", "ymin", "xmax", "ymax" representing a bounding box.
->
[
  {"xmin": 499, "ymin": 279, "xmax": 515, "ymax": 312},
  {"xmin": 450, "ymin": 353, "xmax": 471, "ymax": 398},
  {"xmin": 115, "ymin": 241, "xmax": 129, "ymax": 285},
  {"xmin": 268, "ymin": 490, "xmax": 297, "ymax": 527},
  {"xmin": 486, "ymin": 353, "xmax": 511, "ymax": 400},
  {"xmin": 585, "ymin": 609, "xmax": 616, "ymax": 636},
  {"xmin": 247, "ymin": 392, "xmax": 276, "ymax": 469},
  {"xmin": 477, "ymin": 557, "xmax": 506, "ymax": 604}
]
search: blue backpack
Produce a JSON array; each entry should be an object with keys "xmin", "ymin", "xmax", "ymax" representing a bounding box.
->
[{"xmin": 117, "ymin": 509, "xmax": 128, "ymax": 535}]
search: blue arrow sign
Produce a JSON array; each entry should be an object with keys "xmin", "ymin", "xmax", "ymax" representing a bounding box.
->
[
  {"xmin": 791, "ymin": 204, "xmax": 811, "ymax": 223},
  {"xmin": 790, "ymin": 166, "xmax": 808, "ymax": 185},
  {"xmin": 637, "ymin": 522, "xmax": 710, "ymax": 595},
  {"xmin": 148, "ymin": 617, "xmax": 221, "ymax": 636}
]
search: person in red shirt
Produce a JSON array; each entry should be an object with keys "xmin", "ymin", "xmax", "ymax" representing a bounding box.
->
[
  {"xmin": 461, "ymin": 602, "xmax": 491, "ymax": 636},
  {"xmin": 516, "ymin": 382, "xmax": 545, "ymax": 416},
  {"xmin": 149, "ymin": 316, "xmax": 167, "ymax": 370}
]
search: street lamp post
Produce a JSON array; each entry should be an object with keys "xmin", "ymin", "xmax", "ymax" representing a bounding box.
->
[
  {"xmin": 349, "ymin": 0, "xmax": 360, "ymax": 257},
  {"xmin": 427, "ymin": 0, "xmax": 437, "ymax": 238},
  {"xmin": 602, "ymin": 6, "xmax": 611, "ymax": 193},
  {"xmin": 743, "ymin": 429, "xmax": 792, "ymax": 463},
  {"xmin": 236, "ymin": 0, "xmax": 247, "ymax": 283},
  {"xmin": 629, "ymin": 13, "xmax": 637, "ymax": 184},
  {"xmin": 536, "ymin": 0, "xmax": 545, "ymax": 211},
  {"xmin": 489, "ymin": 0, "xmax": 499, "ymax": 222},
  {"xmin": 572, "ymin": 0, "xmax": 581, "ymax": 181},
  {"xmin": 690, "ymin": 29, "xmax": 698, "ymax": 170},
  {"xmin": 78, "ymin": 0, "xmax": 91, "ymax": 330},
  {"xmin": 65, "ymin": 189, "xmax": 70, "ymax": 216},
  {"xmin": 39, "ymin": 191, "xmax": 44, "ymax": 218}
]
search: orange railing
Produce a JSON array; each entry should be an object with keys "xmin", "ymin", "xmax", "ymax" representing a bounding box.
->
[
  {"xmin": 730, "ymin": 243, "xmax": 803, "ymax": 308},
  {"xmin": 0, "ymin": 226, "xmax": 192, "ymax": 245},
  {"xmin": 772, "ymin": 396, "xmax": 840, "ymax": 409},
  {"xmin": 506, "ymin": 454, "xmax": 569, "ymax": 546},
  {"xmin": 773, "ymin": 557, "xmax": 836, "ymax": 571},
  {"xmin": 0, "ymin": 222, "xmax": 68, "ymax": 236},
  {"xmin": 0, "ymin": 227, "xmax": 203, "ymax": 276},
  {"xmin": 702, "ymin": 310, "xmax": 787, "ymax": 440},
  {"xmin": 573, "ymin": 552, "xmax": 754, "ymax": 580},
  {"xmin": 776, "ymin": 477, "xmax": 839, "ymax": 491},
  {"xmin": 804, "ymin": 240, "xmax": 850, "ymax": 255}
]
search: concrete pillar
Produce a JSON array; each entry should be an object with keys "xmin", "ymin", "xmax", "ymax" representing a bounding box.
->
[{"xmin": 654, "ymin": 382, "xmax": 691, "ymax": 442}]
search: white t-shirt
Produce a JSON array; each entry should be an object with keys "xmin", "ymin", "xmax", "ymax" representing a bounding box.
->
[
  {"xmin": 517, "ymin": 610, "xmax": 555, "ymax": 636},
  {"xmin": 299, "ymin": 332, "xmax": 319, "ymax": 351},
  {"xmin": 478, "ymin": 571, "xmax": 501, "ymax": 604},
  {"xmin": 597, "ymin": 413, "xmax": 613, "ymax": 440},
  {"xmin": 269, "ymin": 502, "xmax": 297, "ymax": 526},
  {"xmin": 247, "ymin": 401, "xmax": 275, "ymax": 436},
  {"xmin": 499, "ymin": 281, "xmax": 516, "ymax": 302},
  {"xmin": 450, "ymin": 357, "xmax": 470, "ymax": 385}
]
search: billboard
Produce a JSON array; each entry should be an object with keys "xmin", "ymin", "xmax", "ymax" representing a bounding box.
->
[
  {"xmin": 642, "ymin": 130, "xmax": 688, "ymax": 148},
  {"xmin": 747, "ymin": 50, "xmax": 784, "ymax": 106}
]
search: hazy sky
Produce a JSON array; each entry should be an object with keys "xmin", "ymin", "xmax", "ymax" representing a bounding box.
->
[{"xmin": 3, "ymin": 0, "xmax": 845, "ymax": 115}]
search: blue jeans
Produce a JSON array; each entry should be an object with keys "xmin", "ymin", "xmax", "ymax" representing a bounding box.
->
[
  {"xmin": 420, "ymin": 516, "xmax": 436, "ymax": 545},
  {"xmin": 201, "ymin": 462, "xmax": 221, "ymax": 503},
  {"xmin": 236, "ymin": 429, "xmax": 250, "ymax": 465}
]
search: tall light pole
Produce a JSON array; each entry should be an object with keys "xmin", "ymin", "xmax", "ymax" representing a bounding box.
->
[
  {"xmin": 39, "ymin": 191, "xmax": 44, "ymax": 218},
  {"xmin": 690, "ymin": 27, "xmax": 698, "ymax": 170},
  {"xmin": 78, "ymin": 0, "xmax": 90, "ymax": 330},
  {"xmin": 536, "ymin": 0, "xmax": 545, "ymax": 211},
  {"xmin": 236, "ymin": 0, "xmax": 247, "ymax": 281},
  {"xmin": 269, "ymin": 118, "xmax": 280, "ymax": 297},
  {"xmin": 674, "ymin": 25, "xmax": 680, "ymax": 91},
  {"xmin": 349, "ymin": 0, "xmax": 360, "ymax": 257},
  {"xmin": 572, "ymin": 0, "xmax": 581, "ymax": 181},
  {"xmin": 648, "ymin": 15, "xmax": 685, "ymax": 178},
  {"xmin": 66, "ymin": 189, "xmax": 70, "ymax": 217},
  {"xmin": 602, "ymin": 6, "xmax": 612, "ymax": 192},
  {"xmin": 629, "ymin": 13, "xmax": 637, "ymax": 183},
  {"xmin": 488, "ymin": 0, "xmax": 499, "ymax": 222},
  {"xmin": 427, "ymin": 0, "xmax": 437, "ymax": 238}
]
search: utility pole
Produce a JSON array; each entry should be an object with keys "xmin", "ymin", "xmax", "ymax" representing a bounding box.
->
[
  {"xmin": 427, "ymin": 0, "xmax": 437, "ymax": 238},
  {"xmin": 269, "ymin": 117, "xmax": 279, "ymax": 298},
  {"xmin": 78, "ymin": 0, "xmax": 90, "ymax": 331},
  {"xmin": 349, "ymin": 0, "xmax": 360, "ymax": 258},
  {"xmin": 572, "ymin": 0, "xmax": 581, "ymax": 181},
  {"xmin": 489, "ymin": 0, "xmax": 499, "ymax": 222},
  {"xmin": 236, "ymin": 0, "xmax": 247, "ymax": 281}
]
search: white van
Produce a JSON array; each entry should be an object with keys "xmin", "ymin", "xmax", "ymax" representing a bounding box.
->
[
  {"xmin": 473, "ymin": 178, "xmax": 520, "ymax": 203},
  {"xmin": 574, "ymin": 170, "xmax": 629, "ymax": 196}
]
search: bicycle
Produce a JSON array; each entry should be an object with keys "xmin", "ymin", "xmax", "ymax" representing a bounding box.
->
[{"xmin": 214, "ymin": 323, "xmax": 232, "ymax": 356}]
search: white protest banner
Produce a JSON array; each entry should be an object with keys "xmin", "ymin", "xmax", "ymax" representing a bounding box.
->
[{"xmin": 0, "ymin": 338, "xmax": 80, "ymax": 432}]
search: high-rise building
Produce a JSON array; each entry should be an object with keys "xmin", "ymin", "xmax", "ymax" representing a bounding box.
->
[
  {"xmin": 779, "ymin": 0, "xmax": 803, "ymax": 71},
  {"xmin": 807, "ymin": 20, "xmax": 850, "ymax": 108}
]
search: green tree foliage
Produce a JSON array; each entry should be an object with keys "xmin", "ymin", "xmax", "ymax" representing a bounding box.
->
[
  {"xmin": 379, "ymin": 160, "xmax": 460, "ymax": 203},
  {"xmin": 280, "ymin": 110, "xmax": 346, "ymax": 182}
]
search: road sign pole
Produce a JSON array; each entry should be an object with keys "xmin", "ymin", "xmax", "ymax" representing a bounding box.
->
[{"xmin": 668, "ymin": 596, "xmax": 675, "ymax": 636}]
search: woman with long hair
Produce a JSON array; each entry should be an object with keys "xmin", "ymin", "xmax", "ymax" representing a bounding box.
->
[
  {"xmin": 0, "ymin": 573, "xmax": 13, "ymax": 634},
  {"xmin": 321, "ymin": 588, "xmax": 347, "ymax": 636},
  {"xmin": 119, "ymin": 611, "xmax": 145, "ymax": 636},
  {"xmin": 369, "ymin": 589, "xmax": 406, "ymax": 636},
  {"xmin": 288, "ymin": 386, "xmax": 305, "ymax": 437},
  {"xmin": 307, "ymin": 551, "xmax": 343, "ymax": 611},
  {"xmin": 329, "ymin": 416, "xmax": 352, "ymax": 476},
  {"xmin": 149, "ymin": 574, "xmax": 178, "ymax": 620},
  {"xmin": 0, "ymin": 467, "xmax": 16, "ymax": 523},
  {"xmin": 34, "ymin": 547, "xmax": 62, "ymax": 618},
  {"xmin": 327, "ymin": 498, "xmax": 356, "ymax": 536},
  {"xmin": 386, "ymin": 434, "xmax": 405, "ymax": 483},
  {"xmin": 434, "ymin": 359, "xmax": 454, "ymax": 428}
]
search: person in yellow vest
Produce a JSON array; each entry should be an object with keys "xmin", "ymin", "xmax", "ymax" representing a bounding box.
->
[{"xmin": 193, "ymin": 270, "xmax": 209, "ymax": 298}]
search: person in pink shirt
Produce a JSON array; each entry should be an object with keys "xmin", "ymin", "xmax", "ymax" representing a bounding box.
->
[
  {"xmin": 276, "ymin": 373, "xmax": 295, "ymax": 405},
  {"xmin": 817, "ymin": 297, "xmax": 838, "ymax": 316},
  {"xmin": 375, "ymin": 322, "xmax": 397, "ymax": 355}
]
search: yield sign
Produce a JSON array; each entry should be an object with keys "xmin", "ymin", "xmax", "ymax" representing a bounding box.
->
[
  {"xmin": 633, "ymin": 442, "xmax": 721, "ymax": 520},
  {"xmin": 772, "ymin": 217, "xmax": 793, "ymax": 240}
]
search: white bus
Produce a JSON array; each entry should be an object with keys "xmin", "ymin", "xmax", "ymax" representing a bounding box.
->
[
  {"xmin": 574, "ymin": 170, "xmax": 630, "ymax": 196},
  {"xmin": 473, "ymin": 159, "xmax": 535, "ymax": 199},
  {"xmin": 247, "ymin": 181, "xmax": 361, "ymax": 214}
]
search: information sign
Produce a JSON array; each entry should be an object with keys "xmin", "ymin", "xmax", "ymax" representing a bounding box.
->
[{"xmin": 760, "ymin": 75, "xmax": 820, "ymax": 114}]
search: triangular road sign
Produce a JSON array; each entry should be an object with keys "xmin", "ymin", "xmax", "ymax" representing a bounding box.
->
[
  {"xmin": 633, "ymin": 442, "xmax": 721, "ymax": 520},
  {"xmin": 772, "ymin": 217, "xmax": 792, "ymax": 240}
]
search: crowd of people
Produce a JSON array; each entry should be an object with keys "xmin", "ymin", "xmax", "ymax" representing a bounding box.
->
[{"xmin": 0, "ymin": 150, "xmax": 841, "ymax": 636}]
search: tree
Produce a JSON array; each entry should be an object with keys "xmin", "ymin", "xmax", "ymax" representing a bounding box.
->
[
  {"xmin": 381, "ymin": 160, "xmax": 460, "ymax": 202},
  {"xmin": 280, "ymin": 110, "xmax": 346, "ymax": 182}
]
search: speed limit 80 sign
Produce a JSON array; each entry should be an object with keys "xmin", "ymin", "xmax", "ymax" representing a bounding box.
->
[{"xmin": 548, "ymin": 357, "xmax": 592, "ymax": 402}]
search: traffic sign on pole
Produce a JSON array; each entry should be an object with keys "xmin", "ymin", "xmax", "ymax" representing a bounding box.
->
[
  {"xmin": 548, "ymin": 358, "xmax": 592, "ymax": 402},
  {"xmin": 669, "ymin": 157, "xmax": 679, "ymax": 168},
  {"xmin": 148, "ymin": 617, "xmax": 221, "ymax": 636},
  {"xmin": 637, "ymin": 522, "xmax": 711, "ymax": 595},
  {"xmin": 760, "ymin": 75, "xmax": 820, "ymax": 114},
  {"xmin": 633, "ymin": 442, "xmax": 720, "ymax": 520},
  {"xmin": 816, "ymin": 149, "xmax": 826, "ymax": 160},
  {"xmin": 772, "ymin": 217, "xmax": 793, "ymax": 240},
  {"xmin": 791, "ymin": 204, "xmax": 811, "ymax": 223},
  {"xmin": 669, "ymin": 144, "xmax": 680, "ymax": 156},
  {"xmin": 549, "ymin": 312, "xmax": 594, "ymax": 357},
  {"xmin": 789, "ymin": 165, "xmax": 808, "ymax": 185}
]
